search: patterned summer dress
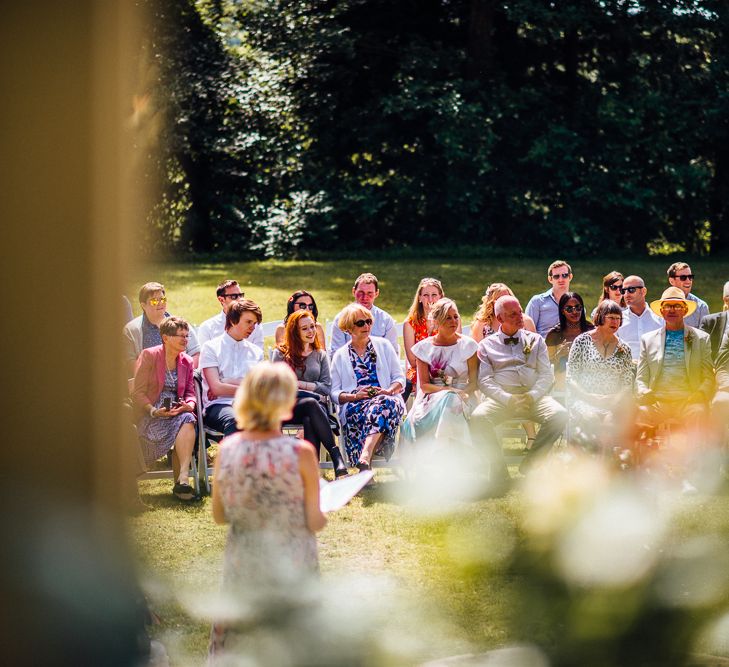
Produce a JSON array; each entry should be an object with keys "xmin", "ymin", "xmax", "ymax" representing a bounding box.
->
[
  {"xmin": 343, "ymin": 341, "xmax": 405, "ymax": 465},
  {"xmin": 208, "ymin": 434, "xmax": 318, "ymax": 663},
  {"xmin": 136, "ymin": 368, "xmax": 196, "ymax": 467},
  {"xmin": 401, "ymin": 336, "xmax": 478, "ymax": 448}
]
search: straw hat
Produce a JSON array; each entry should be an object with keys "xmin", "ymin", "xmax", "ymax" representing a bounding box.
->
[{"xmin": 649, "ymin": 286, "xmax": 697, "ymax": 317}]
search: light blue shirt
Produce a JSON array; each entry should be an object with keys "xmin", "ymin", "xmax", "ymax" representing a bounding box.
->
[
  {"xmin": 330, "ymin": 304, "xmax": 399, "ymax": 354},
  {"xmin": 525, "ymin": 289, "xmax": 560, "ymax": 338},
  {"xmin": 683, "ymin": 293, "xmax": 710, "ymax": 329}
]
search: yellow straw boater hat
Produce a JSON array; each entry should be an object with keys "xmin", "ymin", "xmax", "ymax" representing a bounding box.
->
[{"xmin": 649, "ymin": 286, "xmax": 697, "ymax": 318}]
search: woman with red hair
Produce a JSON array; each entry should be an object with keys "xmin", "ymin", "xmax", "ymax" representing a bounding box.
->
[{"xmin": 273, "ymin": 310, "xmax": 348, "ymax": 477}]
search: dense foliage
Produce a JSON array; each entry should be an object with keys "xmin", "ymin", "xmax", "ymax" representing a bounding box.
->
[{"xmin": 141, "ymin": 0, "xmax": 729, "ymax": 257}]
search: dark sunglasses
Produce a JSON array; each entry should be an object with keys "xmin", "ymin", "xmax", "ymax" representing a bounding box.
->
[
  {"xmin": 294, "ymin": 302, "xmax": 315, "ymax": 310},
  {"xmin": 551, "ymin": 272, "xmax": 571, "ymax": 279},
  {"xmin": 223, "ymin": 292, "xmax": 244, "ymax": 300},
  {"xmin": 674, "ymin": 274, "xmax": 695, "ymax": 281},
  {"xmin": 620, "ymin": 286, "xmax": 644, "ymax": 294},
  {"xmin": 353, "ymin": 318, "xmax": 373, "ymax": 327},
  {"xmin": 563, "ymin": 305, "xmax": 583, "ymax": 313},
  {"xmin": 608, "ymin": 284, "xmax": 623, "ymax": 292}
]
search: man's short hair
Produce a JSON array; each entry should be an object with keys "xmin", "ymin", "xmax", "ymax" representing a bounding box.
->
[
  {"xmin": 225, "ymin": 298, "xmax": 262, "ymax": 331},
  {"xmin": 667, "ymin": 262, "xmax": 690, "ymax": 277},
  {"xmin": 138, "ymin": 282, "xmax": 165, "ymax": 303},
  {"xmin": 338, "ymin": 303, "xmax": 373, "ymax": 332},
  {"xmin": 547, "ymin": 260, "xmax": 572, "ymax": 277},
  {"xmin": 216, "ymin": 279, "xmax": 239, "ymax": 298},
  {"xmin": 723, "ymin": 280, "xmax": 729, "ymax": 299},
  {"xmin": 159, "ymin": 316, "xmax": 189, "ymax": 337},
  {"xmin": 353, "ymin": 272, "xmax": 379, "ymax": 291},
  {"xmin": 593, "ymin": 300, "xmax": 623, "ymax": 326}
]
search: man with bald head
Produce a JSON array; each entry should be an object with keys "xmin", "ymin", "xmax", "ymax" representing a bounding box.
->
[
  {"xmin": 618, "ymin": 275, "xmax": 662, "ymax": 361},
  {"xmin": 471, "ymin": 295, "xmax": 567, "ymax": 484}
]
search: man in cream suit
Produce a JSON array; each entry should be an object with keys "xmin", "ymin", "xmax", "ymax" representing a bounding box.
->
[
  {"xmin": 471, "ymin": 295, "xmax": 567, "ymax": 485},
  {"xmin": 636, "ymin": 286, "xmax": 713, "ymax": 430},
  {"xmin": 700, "ymin": 281, "xmax": 729, "ymax": 443}
]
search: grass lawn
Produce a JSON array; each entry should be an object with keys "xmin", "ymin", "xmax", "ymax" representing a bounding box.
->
[{"xmin": 128, "ymin": 256, "xmax": 729, "ymax": 665}]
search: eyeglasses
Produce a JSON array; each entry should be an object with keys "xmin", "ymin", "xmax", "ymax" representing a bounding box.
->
[
  {"xmin": 147, "ymin": 296, "xmax": 167, "ymax": 306},
  {"xmin": 620, "ymin": 286, "xmax": 644, "ymax": 294},
  {"xmin": 661, "ymin": 303, "xmax": 687, "ymax": 312},
  {"xmin": 294, "ymin": 302, "xmax": 315, "ymax": 311},
  {"xmin": 170, "ymin": 334, "xmax": 190, "ymax": 340},
  {"xmin": 603, "ymin": 315, "xmax": 623, "ymax": 323},
  {"xmin": 353, "ymin": 318, "xmax": 373, "ymax": 327},
  {"xmin": 223, "ymin": 292, "xmax": 244, "ymax": 300},
  {"xmin": 674, "ymin": 274, "xmax": 695, "ymax": 281},
  {"xmin": 551, "ymin": 272, "xmax": 571, "ymax": 279},
  {"xmin": 563, "ymin": 305, "xmax": 583, "ymax": 313},
  {"xmin": 608, "ymin": 284, "xmax": 623, "ymax": 292}
]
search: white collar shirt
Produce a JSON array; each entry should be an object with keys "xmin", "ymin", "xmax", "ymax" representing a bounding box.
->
[{"xmin": 619, "ymin": 306, "xmax": 662, "ymax": 361}]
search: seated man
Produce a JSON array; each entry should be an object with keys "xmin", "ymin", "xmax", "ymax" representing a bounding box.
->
[
  {"xmin": 618, "ymin": 275, "xmax": 662, "ymax": 361},
  {"xmin": 199, "ymin": 299, "xmax": 264, "ymax": 436},
  {"xmin": 197, "ymin": 279, "xmax": 264, "ymax": 350},
  {"xmin": 636, "ymin": 287, "xmax": 713, "ymax": 432},
  {"xmin": 123, "ymin": 281, "xmax": 199, "ymax": 377},
  {"xmin": 666, "ymin": 261, "xmax": 709, "ymax": 329},
  {"xmin": 471, "ymin": 295, "xmax": 567, "ymax": 484},
  {"xmin": 525, "ymin": 259, "xmax": 574, "ymax": 337},
  {"xmin": 700, "ymin": 281, "xmax": 729, "ymax": 442},
  {"xmin": 330, "ymin": 272, "xmax": 398, "ymax": 354}
]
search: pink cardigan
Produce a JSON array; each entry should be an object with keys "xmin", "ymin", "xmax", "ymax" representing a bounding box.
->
[{"xmin": 132, "ymin": 345, "xmax": 196, "ymax": 421}]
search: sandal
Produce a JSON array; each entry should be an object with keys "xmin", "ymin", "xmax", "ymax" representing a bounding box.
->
[{"xmin": 173, "ymin": 482, "xmax": 195, "ymax": 501}]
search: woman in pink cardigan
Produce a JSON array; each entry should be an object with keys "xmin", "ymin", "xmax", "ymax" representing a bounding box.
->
[{"xmin": 132, "ymin": 316, "xmax": 197, "ymax": 500}]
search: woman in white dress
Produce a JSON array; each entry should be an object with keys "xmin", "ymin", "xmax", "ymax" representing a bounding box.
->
[{"xmin": 401, "ymin": 298, "xmax": 479, "ymax": 449}]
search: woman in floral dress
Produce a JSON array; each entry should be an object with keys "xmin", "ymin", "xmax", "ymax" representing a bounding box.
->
[
  {"xmin": 566, "ymin": 300, "xmax": 635, "ymax": 452},
  {"xmin": 330, "ymin": 304, "xmax": 406, "ymax": 471},
  {"xmin": 402, "ymin": 299, "xmax": 478, "ymax": 449},
  {"xmin": 208, "ymin": 362, "xmax": 326, "ymax": 663}
]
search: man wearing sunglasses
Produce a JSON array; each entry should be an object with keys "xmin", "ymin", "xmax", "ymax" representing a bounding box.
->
[
  {"xmin": 330, "ymin": 272, "xmax": 398, "ymax": 354},
  {"xmin": 526, "ymin": 260, "xmax": 573, "ymax": 337},
  {"xmin": 617, "ymin": 275, "xmax": 662, "ymax": 361},
  {"xmin": 197, "ymin": 279, "xmax": 264, "ymax": 350},
  {"xmin": 666, "ymin": 262, "xmax": 709, "ymax": 329},
  {"xmin": 123, "ymin": 282, "xmax": 200, "ymax": 376}
]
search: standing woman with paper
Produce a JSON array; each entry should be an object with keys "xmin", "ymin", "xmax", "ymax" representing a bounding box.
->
[{"xmin": 208, "ymin": 362, "xmax": 326, "ymax": 663}]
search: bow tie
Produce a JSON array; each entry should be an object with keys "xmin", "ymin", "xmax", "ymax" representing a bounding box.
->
[{"xmin": 504, "ymin": 336, "xmax": 519, "ymax": 345}]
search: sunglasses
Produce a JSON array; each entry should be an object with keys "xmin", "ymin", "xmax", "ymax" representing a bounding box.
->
[
  {"xmin": 620, "ymin": 286, "xmax": 644, "ymax": 294},
  {"xmin": 223, "ymin": 292, "xmax": 244, "ymax": 300},
  {"xmin": 563, "ymin": 305, "xmax": 583, "ymax": 313},
  {"xmin": 662, "ymin": 303, "xmax": 687, "ymax": 312},
  {"xmin": 353, "ymin": 318, "xmax": 373, "ymax": 327},
  {"xmin": 674, "ymin": 274, "xmax": 695, "ymax": 281},
  {"xmin": 551, "ymin": 272, "xmax": 571, "ymax": 279},
  {"xmin": 148, "ymin": 296, "xmax": 167, "ymax": 306},
  {"xmin": 608, "ymin": 284, "xmax": 623, "ymax": 292},
  {"xmin": 294, "ymin": 302, "xmax": 315, "ymax": 310}
]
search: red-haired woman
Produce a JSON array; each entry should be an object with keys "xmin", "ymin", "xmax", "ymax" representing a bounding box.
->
[{"xmin": 273, "ymin": 310, "xmax": 348, "ymax": 477}]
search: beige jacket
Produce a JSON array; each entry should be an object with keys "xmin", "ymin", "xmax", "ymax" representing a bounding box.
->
[{"xmin": 636, "ymin": 325, "xmax": 713, "ymax": 401}]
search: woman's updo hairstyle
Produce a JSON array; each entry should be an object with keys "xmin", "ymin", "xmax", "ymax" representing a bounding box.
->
[{"xmin": 233, "ymin": 361, "xmax": 297, "ymax": 431}]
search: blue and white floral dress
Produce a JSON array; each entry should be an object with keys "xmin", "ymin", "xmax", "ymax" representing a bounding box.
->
[{"xmin": 343, "ymin": 341, "xmax": 404, "ymax": 465}]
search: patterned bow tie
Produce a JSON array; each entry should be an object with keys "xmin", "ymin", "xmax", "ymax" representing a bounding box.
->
[{"xmin": 504, "ymin": 336, "xmax": 519, "ymax": 345}]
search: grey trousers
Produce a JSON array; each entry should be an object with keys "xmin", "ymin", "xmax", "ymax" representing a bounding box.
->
[{"xmin": 470, "ymin": 396, "xmax": 567, "ymax": 479}]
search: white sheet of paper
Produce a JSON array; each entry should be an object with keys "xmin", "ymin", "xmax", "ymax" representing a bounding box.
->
[{"xmin": 319, "ymin": 471, "xmax": 375, "ymax": 512}]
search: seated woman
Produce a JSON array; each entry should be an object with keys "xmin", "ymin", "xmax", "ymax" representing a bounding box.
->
[
  {"xmin": 403, "ymin": 277, "xmax": 444, "ymax": 402},
  {"xmin": 546, "ymin": 292, "xmax": 594, "ymax": 391},
  {"xmin": 208, "ymin": 362, "xmax": 326, "ymax": 662},
  {"xmin": 590, "ymin": 271, "xmax": 624, "ymax": 320},
  {"xmin": 566, "ymin": 300, "xmax": 635, "ymax": 453},
  {"xmin": 274, "ymin": 290, "xmax": 326, "ymax": 349},
  {"xmin": 272, "ymin": 310, "xmax": 348, "ymax": 477},
  {"xmin": 401, "ymin": 298, "xmax": 478, "ymax": 450},
  {"xmin": 132, "ymin": 316, "xmax": 197, "ymax": 500},
  {"xmin": 472, "ymin": 283, "xmax": 536, "ymax": 342},
  {"xmin": 330, "ymin": 304, "xmax": 405, "ymax": 471}
]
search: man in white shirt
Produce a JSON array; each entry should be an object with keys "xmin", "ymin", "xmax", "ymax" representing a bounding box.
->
[
  {"xmin": 197, "ymin": 279, "xmax": 264, "ymax": 350},
  {"xmin": 666, "ymin": 261, "xmax": 710, "ymax": 329},
  {"xmin": 525, "ymin": 260, "xmax": 573, "ymax": 337},
  {"xmin": 199, "ymin": 299, "xmax": 264, "ymax": 435},
  {"xmin": 330, "ymin": 272, "xmax": 398, "ymax": 353},
  {"xmin": 618, "ymin": 275, "xmax": 662, "ymax": 361},
  {"xmin": 471, "ymin": 296, "xmax": 567, "ymax": 483}
]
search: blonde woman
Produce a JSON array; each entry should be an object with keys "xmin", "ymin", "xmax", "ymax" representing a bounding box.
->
[
  {"xmin": 403, "ymin": 277, "xmax": 444, "ymax": 401},
  {"xmin": 209, "ymin": 362, "xmax": 326, "ymax": 661},
  {"xmin": 472, "ymin": 283, "xmax": 536, "ymax": 343}
]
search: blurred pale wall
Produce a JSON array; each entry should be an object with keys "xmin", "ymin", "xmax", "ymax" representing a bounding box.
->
[{"xmin": 1, "ymin": 2, "xmax": 148, "ymax": 663}]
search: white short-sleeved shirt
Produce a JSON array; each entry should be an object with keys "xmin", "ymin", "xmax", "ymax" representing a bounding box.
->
[{"xmin": 199, "ymin": 333, "xmax": 263, "ymax": 410}]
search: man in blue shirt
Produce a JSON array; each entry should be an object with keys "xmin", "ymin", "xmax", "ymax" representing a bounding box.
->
[{"xmin": 525, "ymin": 260, "xmax": 573, "ymax": 337}]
